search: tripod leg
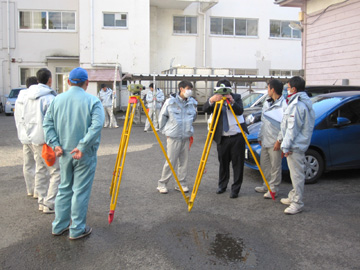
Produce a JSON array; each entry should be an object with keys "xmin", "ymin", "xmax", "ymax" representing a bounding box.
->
[
  {"xmin": 226, "ymin": 100, "xmax": 275, "ymax": 200},
  {"xmin": 188, "ymin": 100, "xmax": 224, "ymax": 212},
  {"xmin": 109, "ymin": 98, "xmax": 137, "ymax": 224},
  {"xmin": 110, "ymin": 100, "xmax": 132, "ymax": 196},
  {"xmin": 139, "ymin": 98, "xmax": 190, "ymax": 204}
]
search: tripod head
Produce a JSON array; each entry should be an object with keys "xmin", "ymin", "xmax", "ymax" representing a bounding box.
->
[
  {"xmin": 214, "ymin": 84, "xmax": 232, "ymax": 95},
  {"xmin": 128, "ymin": 84, "xmax": 144, "ymax": 95}
]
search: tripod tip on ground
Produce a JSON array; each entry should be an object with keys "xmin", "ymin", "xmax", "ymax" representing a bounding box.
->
[
  {"xmin": 108, "ymin": 210, "xmax": 115, "ymax": 224},
  {"xmin": 188, "ymin": 202, "xmax": 194, "ymax": 212}
]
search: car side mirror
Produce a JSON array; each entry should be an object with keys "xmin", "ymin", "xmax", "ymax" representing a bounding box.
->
[{"xmin": 335, "ymin": 117, "xmax": 351, "ymax": 127}]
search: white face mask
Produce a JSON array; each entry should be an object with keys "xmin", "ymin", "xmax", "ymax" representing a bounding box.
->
[{"xmin": 184, "ymin": 89, "xmax": 192, "ymax": 98}]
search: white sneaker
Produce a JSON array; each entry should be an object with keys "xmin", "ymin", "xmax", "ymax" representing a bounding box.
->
[
  {"xmin": 284, "ymin": 204, "xmax": 303, "ymax": 215},
  {"xmin": 280, "ymin": 198, "xmax": 291, "ymax": 205},
  {"xmin": 157, "ymin": 186, "xmax": 168, "ymax": 194},
  {"xmin": 43, "ymin": 206, "xmax": 55, "ymax": 214},
  {"xmin": 255, "ymin": 186, "xmax": 267, "ymax": 193},
  {"xmin": 264, "ymin": 191, "xmax": 277, "ymax": 199},
  {"xmin": 39, "ymin": 204, "xmax": 44, "ymax": 211},
  {"xmin": 175, "ymin": 186, "xmax": 189, "ymax": 193}
]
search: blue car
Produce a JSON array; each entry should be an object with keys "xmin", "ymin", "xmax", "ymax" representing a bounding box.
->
[
  {"xmin": 4, "ymin": 88, "xmax": 26, "ymax": 116},
  {"xmin": 244, "ymin": 91, "xmax": 360, "ymax": 184}
]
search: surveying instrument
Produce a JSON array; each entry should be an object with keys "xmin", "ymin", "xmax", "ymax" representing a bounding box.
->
[
  {"xmin": 108, "ymin": 83, "xmax": 190, "ymax": 224},
  {"xmin": 187, "ymin": 85, "xmax": 275, "ymax": 212},
  {"xmin": 108, "ymin": 83, "xmax": 274, "ymax": 223}
]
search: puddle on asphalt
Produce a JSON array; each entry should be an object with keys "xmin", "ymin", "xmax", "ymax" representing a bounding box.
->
[
  {"xmin": 209, "ymin": 233, "xmax": 253, "ymax": 263},
  {"xmin": 172, "ymin": 228, "xmax": 256, "ymax": 266}
]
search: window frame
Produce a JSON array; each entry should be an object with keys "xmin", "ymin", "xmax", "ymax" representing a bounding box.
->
[
  {"xmin": 269, "ymin": 70, "xmax": 301, "ymax": 77},
  {"xmin": 269, "ymin": 20, "xmax": 301, "ymax": 39},
  {"xmin": 210, "ymin": 17, "xmax": 258, "ymax": 37},
  {"xmin": 103, "ymin": 12, "xmax": 128, "ymax": 29},
  {"xmin": 173, "ymin": 15, "xmax": 198, "ymax": 35},
  {"xmin": 18, "ymin": 10, "xmax": 76, "ymax": 32},
  {"xmin": 19, "ymin": 67, "xmax": 42, "ymax": 86}
]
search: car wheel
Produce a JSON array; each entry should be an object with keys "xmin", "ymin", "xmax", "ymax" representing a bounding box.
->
[
  {"xmin": 5, "ymin": 113, "xmax": 11, "ymax": 116},
  {"xmin": 304, "ymin": 149, "xmax": 324, "ymax": 184}
]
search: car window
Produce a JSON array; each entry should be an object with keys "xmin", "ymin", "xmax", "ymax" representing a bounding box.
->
[
  {"xmin": 242, "ymin": 93, "xmax": 264, "ymax": 108},
  {"xmin": 312, "ymin": 96, "xmax": 345, "ymax": 119},
  {"xmin": 255, "ymin": 94, "xmax": 268, "ymax": 107},
  {"xmin": 8, "ymin": 89, "xmax": 21, "ymax": 98},
  {"xmin": 329, "ymin": 99, "xmax": 360, "ymax": 126}
]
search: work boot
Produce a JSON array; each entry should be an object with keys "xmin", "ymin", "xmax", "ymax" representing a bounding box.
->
[
  {"xmin": 280, "ymin": 198, "xmax": 291, "ymax": 205},
  {"xmin": 255, "ymin": 186, "xmax": 267, "ymax": 193},
  {"xmin": 69, "ymin": 226, "xmax": 92, "ymax": 240},
  {"xmin": 175, "ymin": 186, "xmax": 189, "ymax": 193},
  {"xmin": 284, "ymin": 204, "xmax": 303, "ymax": 215},
  {"xmin": 157, "ymin": 186, "xmax": 168, "ymax": 194},
  {"xmin": 43, "ymin": 206, "xmax": 55, "ymax": 214},
  {"xmin": 264, "ymin": 191, "xmax": 277, "ymax": 199}
]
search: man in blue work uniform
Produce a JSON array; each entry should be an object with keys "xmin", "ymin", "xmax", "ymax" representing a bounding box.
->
[{"xmin": 43, "ymin": 67, "xmax": 105, "ymax": 240}]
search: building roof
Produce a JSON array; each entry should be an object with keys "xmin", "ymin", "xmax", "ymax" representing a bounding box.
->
[{"xmin": 123, "ymin": 73, "xmax": 291, "ymax": 83}]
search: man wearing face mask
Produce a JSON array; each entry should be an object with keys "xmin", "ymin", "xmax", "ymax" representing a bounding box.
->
[
  {"xmin": 156, "ymin": 80, "xmax": 197, "ymax": 194},
  {"xmin": 203, "ymin": 79, "xmax": 248, "ymax": 199},
  {"xmin": 144, "ymin": 83, "xmax": 164, "ymax": 132}
]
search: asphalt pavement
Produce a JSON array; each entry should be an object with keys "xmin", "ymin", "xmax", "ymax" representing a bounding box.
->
[{"xmin": 0, "ymin": 112, "xmax": 359, "ymax": 270}]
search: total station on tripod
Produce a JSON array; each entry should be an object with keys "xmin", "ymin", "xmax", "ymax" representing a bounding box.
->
[
  {"xmin": 213, "ymin": 83, "xmax": 232, "ymax": 96},
  {"xmin": 127, "ymin": 83, "xmax": 145, "ymax": 95}
]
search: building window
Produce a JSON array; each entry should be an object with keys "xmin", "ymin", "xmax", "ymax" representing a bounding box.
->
[
  {"xmin": 210, "ymin": 17, "xmax": 258, "ymax": 37},
  {"xmin": 270, "ymin": 20, "xmax": 301, "ymax": 39},
  {"xmin": 270, "ymin": 70, "xmax": 301, "ymax": 76},
  {"xmin": 173, "ymin": 16, "xmax": 197, "ymax": 34},
  {"xmin": 20, "ymin": 67, "xmax": 41, "ymax": 86},
  {"xmin": 104, "ymin": 13, "xmax": 127, "ymax": 28},
  {"xmin": 19, "ymin": 11, "xmax": 76, "ymax": 30}
]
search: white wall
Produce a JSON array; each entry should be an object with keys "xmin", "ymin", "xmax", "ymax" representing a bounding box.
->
[
  {"xmin": 0, "ymin": 0, "xmax": 79, "ymax": 97},
  {"xmin": 150, "ymin": 5, "xmax": 199, "ymax": 73},
  {"xmin": 80, "ymin": 0, "xmax": 150, "ymax": 74},
  {"xmin": 151, "ymin": 0, "xmax": 301, "ymax": 76}
]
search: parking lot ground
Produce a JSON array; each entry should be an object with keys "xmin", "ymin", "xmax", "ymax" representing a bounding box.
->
[{"xmin": 0, "ymin": 113, "xmax": 359, "ymax": 270}]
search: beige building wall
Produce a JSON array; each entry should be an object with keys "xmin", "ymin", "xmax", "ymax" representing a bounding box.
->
[{"xmin": 304, "ymin": 0, "xmax": 360, "ymax": 85}]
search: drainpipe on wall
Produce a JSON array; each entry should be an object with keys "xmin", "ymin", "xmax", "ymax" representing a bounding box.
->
[
  {"xmin": 7, "ymin": 0, "xmax": 11, "ymax": 91},
  {"xmin": 197, "ymin": 4, "xmax": 207, "ymax": 67},
  {"xmin": 90, "ymin": 0, "xmax": 124, "ymax": 109},
  {"xmin": 302, "ymin": 1, "xmax": 307, "ymax": 80},
  {"xmin": 197, "ymin": 1, "xmax": 218, "ymax": 67}
]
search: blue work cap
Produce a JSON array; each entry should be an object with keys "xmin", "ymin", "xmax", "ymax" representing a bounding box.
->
[{"xmin": 69, "ymin": 67, "xmax": 88, "ymax": 84}]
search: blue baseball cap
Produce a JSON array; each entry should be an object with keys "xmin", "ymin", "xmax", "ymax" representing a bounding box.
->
[{"xmin": 69, "ymin": 67, "xmax": 88, "ymax": 84}]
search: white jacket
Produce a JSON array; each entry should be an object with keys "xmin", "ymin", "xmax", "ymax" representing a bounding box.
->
[
  {"xmin": 146, "ymin": 88, "xmax": 164, "ymax": 109},
  {"xmin": 258, "ymin": 96, "xmax": 287, "ymax": 148},
  {"xmin": 23, "ymin": 84, "xmax": 57, "ymax": 145},
  {"xmin": 98, "ymin": 88, "xmax": 115, "ymax": 107},
  {"xmin": 14, "ymin": 89, "xmax": 31, "ymax": 144},
  {"xmin": 280, "ymin": 92, "xmax": 315, "ymax": 153}
]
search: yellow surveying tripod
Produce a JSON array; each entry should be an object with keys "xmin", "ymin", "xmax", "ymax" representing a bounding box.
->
[
  {"xmin": 188, "ymin": 97, "xmax": 275, "ymax": 212},
  {"xmin": 108, "ymin": 93, "xmax": 190, "ymax": 224}
]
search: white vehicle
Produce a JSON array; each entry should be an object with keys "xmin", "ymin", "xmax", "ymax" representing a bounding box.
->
[
  {"xmin": 242, "ymin": 89, "xmax": 268, "ymax": 109},
  {"xmin": 242, "ymin": 90, "xmax": 268, "ymax": 125}
]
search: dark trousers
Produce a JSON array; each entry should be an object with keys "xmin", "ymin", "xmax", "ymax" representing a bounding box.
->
[{"xmin": 216, "ymin": 133, "xmax": 245, "ymax": 194}]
